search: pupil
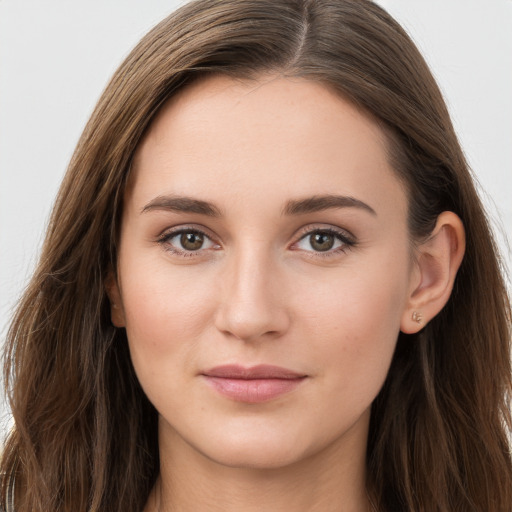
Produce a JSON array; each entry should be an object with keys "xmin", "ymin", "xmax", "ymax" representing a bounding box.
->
[
  {"xmin": 311, "ymin": 232, "xmax": 334, "ymax": 251},
  {"xmin": 181, "ymin": 232, "xmax": 203, "ymax": 250}
]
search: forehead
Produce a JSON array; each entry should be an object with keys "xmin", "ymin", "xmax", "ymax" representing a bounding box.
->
[{"xmin": 127, "ymin": 74, "xmax": 407, "ymax": 221}]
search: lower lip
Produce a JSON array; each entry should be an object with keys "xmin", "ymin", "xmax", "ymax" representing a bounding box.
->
[{"xmin": 203, "ymin": 376, "xmax": 306, "ymax": 403}]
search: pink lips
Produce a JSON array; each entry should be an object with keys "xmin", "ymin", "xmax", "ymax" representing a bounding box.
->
[{"xmin": 201, "ymin": 364, "xmax": 307, "ymax": 403}]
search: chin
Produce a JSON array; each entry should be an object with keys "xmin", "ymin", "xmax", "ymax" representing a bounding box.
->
[
  {"xmin": 202, "ymin": 442, "xmax": 307, "ymax": 471},
  {"xmin": 192, "ymin": 423, "xmax": 323, "ymax": 471}
]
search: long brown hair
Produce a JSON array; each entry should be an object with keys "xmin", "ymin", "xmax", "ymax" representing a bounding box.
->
[{"xmin": 2, "ymin": 1, "xmax": 511, "ymax": 510}]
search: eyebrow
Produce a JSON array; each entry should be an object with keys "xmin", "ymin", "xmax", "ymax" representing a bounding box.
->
[
  {"xmin": 282, "ymin": 195, "xmax": 377, "ymax": 216},
  {"xmin": 141, "ymin": 194, "xmax": 376, "ymax": 217},
  {"xmin": 141, "ymin": 195, "xmax": 222, "ymax": 217}
]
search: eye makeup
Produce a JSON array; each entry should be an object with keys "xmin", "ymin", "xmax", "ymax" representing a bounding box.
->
[{"xmin": 155, "ymin": 223, "xmax": 357, "ymax": 260}]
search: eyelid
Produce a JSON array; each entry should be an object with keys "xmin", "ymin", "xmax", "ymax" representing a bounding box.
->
[
  {"xmin": 156, "ymin": 223, "xmax": 217, "ymax": 240},
  {"xmin": 155, "ymin": 223, "xmax": 357, "ymax": 258},
  {"xmin": 290, "ymin": 224, "xmax": 357, "ymax": 256},
  {"xmin": 156, "ymin": 225, "xmax": 221, "ymax": 256},
  {"xmin": 294, "ymin": 224, "xmax": 356, "ymax": 243}
]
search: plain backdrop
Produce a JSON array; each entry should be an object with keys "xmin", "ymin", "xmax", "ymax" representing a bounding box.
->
[{"xmin": 1, "ymin": 0, "xmax": 511, "ymax": 432}]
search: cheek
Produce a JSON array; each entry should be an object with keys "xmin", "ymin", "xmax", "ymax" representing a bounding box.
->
[
  {"xmin": 117, "ymin": 254, "xmax": 218, "ymax": 379},
  {"xmin": 293, "ymin": 251, "xmax": 410, "ymax": 393}
]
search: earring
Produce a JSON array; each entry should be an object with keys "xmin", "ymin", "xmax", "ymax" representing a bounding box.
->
[{"xmin": 412, "ymin": 311, "xmax": 423, "ymax": 323}]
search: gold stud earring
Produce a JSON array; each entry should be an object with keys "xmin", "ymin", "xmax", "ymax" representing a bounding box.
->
[{"xmin": 412, "ymin": 311, "xmax": 423, "ymax": 323}]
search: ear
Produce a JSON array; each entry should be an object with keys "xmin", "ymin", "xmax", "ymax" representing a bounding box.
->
[
  {"xmin": 105, "ymin": 270, "xmax": 126, "ymax": 328},
  {"xmin": 401, "ymin": 211, "xmax": 465, "ymax": 334}
]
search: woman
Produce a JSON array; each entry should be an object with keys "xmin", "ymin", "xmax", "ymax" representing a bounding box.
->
[{"xmin": 1, "ymin": 0, "xmax": 511, "ymax": 510}]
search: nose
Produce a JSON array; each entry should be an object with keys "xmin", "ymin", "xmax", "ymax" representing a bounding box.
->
[{"xmin": 214, "ymin": 248, "xmax": 290, "ymax": 343}]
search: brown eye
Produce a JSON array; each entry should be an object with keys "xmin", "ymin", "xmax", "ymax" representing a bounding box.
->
[
  {"xmin": 293, "ymin": 228, "xmax": 354, "ymax": 256},
  {"xmin": 180, "ymin": 232, "xmax": 204, "ymax": 251},
  {"xmin": 159, "ymin": 228, "xmax": 218, "ymax": 256},
  {"xmin": 309, "ymin": 232, "xmax": 335, "ymax": 252}
]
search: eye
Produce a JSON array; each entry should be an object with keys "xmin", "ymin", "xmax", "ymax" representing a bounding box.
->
[
  {"xmin": 293, "ymin": 228, "xmax": 355, "ymax": 255},
  {"xmin": 158, "ymin": 228, "xmax": 219, "ymax": 255},
  {"xmin": 177, "ymin": 231, "xmax": 206, "ymax": 251}
]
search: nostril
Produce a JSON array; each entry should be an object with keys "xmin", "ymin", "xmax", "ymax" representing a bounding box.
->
[
  {"xmin": 214, "ymin": 300, "xmax": 290, "ymax": 342},
  {"xmin": 214, "ymin": 255, "xmax": 290, "ymax": 341}
]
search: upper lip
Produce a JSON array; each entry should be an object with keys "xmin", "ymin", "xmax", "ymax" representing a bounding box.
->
[{"xmin": 202, "ymin": 364, "xmax": 306, "ymax": 380}]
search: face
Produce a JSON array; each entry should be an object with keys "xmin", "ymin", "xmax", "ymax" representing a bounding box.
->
[{"xmin": 110, "ymin": 75, "xmax": 418, "ymax": 470}]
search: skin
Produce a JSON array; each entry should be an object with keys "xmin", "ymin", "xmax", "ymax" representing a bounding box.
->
[{"xmin": 108, "ymin": 74, "xmax": 465, "ymax": 512}]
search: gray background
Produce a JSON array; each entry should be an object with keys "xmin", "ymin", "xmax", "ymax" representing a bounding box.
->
[{"xmin": 1, "ymin": 0, "xmax": 511, "ymax": 433}]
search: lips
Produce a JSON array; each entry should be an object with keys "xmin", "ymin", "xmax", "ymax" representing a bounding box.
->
[{"xmin": 201, "ymin": 364, "xmax": 307, "ymax": 403}]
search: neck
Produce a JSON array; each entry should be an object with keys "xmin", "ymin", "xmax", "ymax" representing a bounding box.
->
[{"xmin": 145, "ymin": 413, "xmax": 372, "ymax": 512}]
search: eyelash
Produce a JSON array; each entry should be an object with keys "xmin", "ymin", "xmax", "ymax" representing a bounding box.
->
[
  {"xmin": 156, "ymin": 227, "xmax": 219, "ymax": 258},
  {"xmin": 293, "ymin": 226, "xmax": 356, "ymax": 259},
  {"xmin": 156, "ymin": 225, "xmax": 356, "ymax": 259}
]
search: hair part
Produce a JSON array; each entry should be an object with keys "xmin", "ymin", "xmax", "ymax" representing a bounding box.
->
[{"xmin": 2, "ymin": 1, "xmax": 511, "ymax": 510}]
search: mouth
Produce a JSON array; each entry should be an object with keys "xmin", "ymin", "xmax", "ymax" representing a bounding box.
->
[{"xmin": 201, "ymin": 364, "xmax": 308, "ymax": 404}]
